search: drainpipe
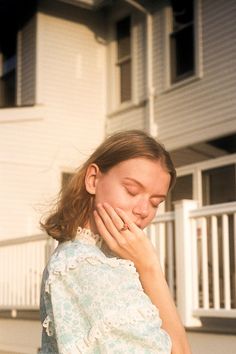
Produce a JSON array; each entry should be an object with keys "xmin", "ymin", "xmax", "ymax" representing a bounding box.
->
[{"xmin": 123, "ymin": 0, "xmax": 157, "ymax": 137}]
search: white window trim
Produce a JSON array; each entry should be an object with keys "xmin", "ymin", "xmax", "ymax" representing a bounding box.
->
[
  {"xmin": 164, "ymin": 0, "xmax": 203, "ymax": 92},
  {"xmin": 176, "ymin": 153, "xmax": 236, "ymax": 206},
  {"xmin": 107, "ymin": 12, "xmax": 137, "ymax": 114}
]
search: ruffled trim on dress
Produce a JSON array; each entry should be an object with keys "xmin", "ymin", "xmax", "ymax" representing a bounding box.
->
[
  {"xmin": 58, "ymin": 305, "xmax": 162, "ymax": 354},
  {"xmin": 42, "ymin": 315, "xmax": 54, "ymax": 336},
  {"xmin": 45, "ymin": 228, "xmax": 138, "ymax": 295},
  {"xmin": 45, "ymin": 252, "xmax": 137, "ymax": 294}
]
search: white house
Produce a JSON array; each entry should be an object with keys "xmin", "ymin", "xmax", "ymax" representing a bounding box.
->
[{"xmin": 0, "ymin": 0, "xmax": 235, "ymax": 353}]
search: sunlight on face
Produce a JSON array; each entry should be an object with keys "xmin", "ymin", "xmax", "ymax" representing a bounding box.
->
[{"xmin": 94, "ymin": 158, "xmax": 171, "ymax": 229}]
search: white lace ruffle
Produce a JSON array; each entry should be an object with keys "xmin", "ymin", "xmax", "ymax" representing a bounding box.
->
[
  {"xmin": 58, "ymin": 305, "xmax": 162, "ymax": 354},
  {"xmin": 45, "ymin": 251, "xmax": 137, "ymax": 294},
  {"xmin": 42, "ymin": 315, "xmax": 54, "ymax": 336},
  {"xmin": 75, "ymin": 226, "xmax": 102, "ymax": 246}
]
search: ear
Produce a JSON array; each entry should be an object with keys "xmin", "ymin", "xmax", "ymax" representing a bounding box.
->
[{"xmin": 85, "ymin": 163, "xmax": 101, "ymax": 195}]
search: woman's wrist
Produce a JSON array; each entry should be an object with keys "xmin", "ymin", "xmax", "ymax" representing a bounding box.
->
[{"xmin": 135, "ymin": 257, "xmax": 161, "ymax": 275}]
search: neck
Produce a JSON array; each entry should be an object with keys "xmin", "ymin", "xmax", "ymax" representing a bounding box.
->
[{"xmin": 84, "ymin": 215, "xmax": 99, "ymax": 235}]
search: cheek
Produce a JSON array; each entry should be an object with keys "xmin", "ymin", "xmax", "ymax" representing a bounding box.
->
[{"xmin": 95, "ymin": 183, "xmax": 133, "ymax": 211}]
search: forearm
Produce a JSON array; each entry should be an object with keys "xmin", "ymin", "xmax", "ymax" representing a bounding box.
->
[{"xmin": 137, "ymin": 261, "xmax": 192, "ymax": 354}]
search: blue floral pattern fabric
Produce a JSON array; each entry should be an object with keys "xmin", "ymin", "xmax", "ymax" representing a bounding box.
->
[{"xmin": 40, "ymin": 228, "xmax": 172, "ymax": 354}]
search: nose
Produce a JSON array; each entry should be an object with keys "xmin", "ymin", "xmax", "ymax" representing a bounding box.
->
[{"xmin": 132, "ymin": 198, "xmax": 149, "ymax": 219}]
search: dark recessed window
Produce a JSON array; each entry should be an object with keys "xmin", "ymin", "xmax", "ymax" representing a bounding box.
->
[
  {"xmin": 202, "ymin": 164, "xmax": 236, "ymax": 205},
  {"xmin": 116, "ymin": 16, "xmax": 132, "ymax": 103},
  {"xmin": 170, "ymin": 0, "xmax": 195, "ymax": 84},
  {"xmin": 0, "ymin": 31, "xmax": 17, "ymax": 107},
  {"xmin": 166, "ymin": 174, "xmax": 193, "ymax": 211}
]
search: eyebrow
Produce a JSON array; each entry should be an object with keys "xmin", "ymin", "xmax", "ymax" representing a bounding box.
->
[{"xmin": 123, "ymin": 177, "xmax": 167, "ymax": 199}]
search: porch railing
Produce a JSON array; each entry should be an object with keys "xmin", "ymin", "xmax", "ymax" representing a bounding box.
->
[
  {"xmin": 0, "ymin": 201, "xmax": 236, "ymax": 326},
  {"xmin": 190, "ymin": 202, "xmax": 236, "ymax": 318},
  {"xmin": 0, "ymin": 234, "xmax": 54, "ymax": 310},
  {"xmin": 149, "ymin": 200, "xmax": 236, "ymax": 326}
]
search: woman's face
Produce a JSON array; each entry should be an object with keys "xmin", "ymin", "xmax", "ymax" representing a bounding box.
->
[{"xmin": 90, "ymin": 157, "xmax": 171, "ymax": 230}]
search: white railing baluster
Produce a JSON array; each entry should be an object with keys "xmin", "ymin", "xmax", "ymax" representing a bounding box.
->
[
  {"xmin": 2, "ymin": 249, "xmax": 6, "ymax": 305},
  {"xmin": 148, "ymin": 212, "xmax": 175, "ymax": 298},
  {"xmin": 15, "ymin": 245, "xmax": 18, "ymax": 306},
  {"xmin": 191, "ymin": 218, "xmax": 199, "ymax": 310},
  {"xmin": 8, "ymin": 246, "xmax": 13, "ymax": 306},
  {"xmin": 167, "ymin": 221, "xmax": 174, "ymax": 296},
  {"xmin": 201, "ymin": 217, "xmax": 209, "ymax": 309},
  {"xmin": 22, "ymin": 244, "xmax": 26, "ymax": 306},
  {"xmin": 222, "ymin": 214, "xmax": 231, "ymax": 309},
  {"xmin": 158, "ymin": 222, "xmax": 166, "ymax": 274},
  {"xmin": 211, "ymin": 215, "xmax": 220, "ymax": 309},
  {"xmin": 149, "ymin": 222, "xmax": 157, "ymax": 248}
]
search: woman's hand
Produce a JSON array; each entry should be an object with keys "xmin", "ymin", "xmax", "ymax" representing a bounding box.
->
[
  {"xmin": 93, "ymin": 202, "xmax": 159, "ymax": 272},
  {"xmin": 94, "ymin": 202, "xmax": 192, "ymax": 354}
]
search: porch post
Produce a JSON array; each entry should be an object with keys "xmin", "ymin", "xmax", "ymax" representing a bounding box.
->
[{"xmin": 174, "ymin": 199, "xmax": 201, "ymax": 327}]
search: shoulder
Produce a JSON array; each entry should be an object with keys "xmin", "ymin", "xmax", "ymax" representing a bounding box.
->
[
  {"xmin": 46, "ymin": 239, "xmax": 102, "ymax": 273},
  {"xmin": 46, "ymin": 239, "xmax": 137, "ymax": 276}
]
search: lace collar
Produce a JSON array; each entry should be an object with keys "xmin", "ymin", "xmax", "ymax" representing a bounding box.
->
[
  {"xmin": 75, "ymin": 227, "xmax": 116, "ymax": 257},
  {"xmin": 75, "ymin": 227, "xmax": 103, "ymax": 248}
]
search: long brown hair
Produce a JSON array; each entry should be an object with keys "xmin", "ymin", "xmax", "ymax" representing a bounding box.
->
[{"xmin": 40, "ymin": 130, "xmax": 176, "ymax": 241}]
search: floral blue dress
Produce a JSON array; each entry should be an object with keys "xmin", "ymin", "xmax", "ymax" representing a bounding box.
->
[{"xmin": 40, "ymin": 227, "xmax": 172, "ymax": 354}]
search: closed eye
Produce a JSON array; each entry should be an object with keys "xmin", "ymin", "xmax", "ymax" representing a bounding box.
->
[
  {"xmin": 124, "ymin": 186, "xmax": 139, "ymax": 196},
  {"xmin": 151, "ymin": 199, "xmax": 164, "ymax": 209}
]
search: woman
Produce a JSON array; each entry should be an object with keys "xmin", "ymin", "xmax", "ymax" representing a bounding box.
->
[{"xmin": 40, "ymin": 130, "xmax": 192, "ymax": 354}]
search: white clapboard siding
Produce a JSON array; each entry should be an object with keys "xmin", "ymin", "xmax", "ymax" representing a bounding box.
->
[
  {"xmin": 107, "ymin": 0, "xmax": 236, "ymax": 149},
  {"xmin": 153, "ymin": 0, "xmax": 236, "ymax": 149},
  {"xmin": 0, "ymin": 0, "xmax": 106, "ymax": 239}
]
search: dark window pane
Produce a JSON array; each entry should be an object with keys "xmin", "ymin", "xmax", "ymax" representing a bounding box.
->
[
  {"xmin": 171, "ymin": 25, "xmax": 194, "ymax": 82},
  {"xmin": 171, "ymin": 0, "xmax": 194, "ymax": 31},
  {"xmin": 120, "ymin": 59, "xmax": 131, "ymax": 102},
  {"xmin": 202, "ymin": 164, "xmax": 236, "ymax": 205},
  {"xmin": 117, "ymin": 17, "xmax": 131, "ymax": 59},
  {"xmin": 166, "ymin": 174, "xmax": 193, "ymax": 211},
  {"xmin": 0, "ymin": 30, "xmax": 16, "ymax": 107},
  {"xmin": 0, "ymin": 70, "xmax": 16, "ymax": 107},
  {"xmin": 170, "ymin": 0, "xmax": 194, "ymax": 83}
]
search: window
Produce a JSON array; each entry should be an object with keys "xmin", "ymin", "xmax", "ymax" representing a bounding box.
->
[
  {"xmin": 116, "ymin": 17, "xmax": 132, "ymax": 103},
  {"xmin": 0, "ymin": 31, "xmax": 16, "ymax": 107},
  {"xmin": 202, "ymin": 164, "xmax": 236, "ymax": 206},
  {"xmin": 166, "ymin": 174, "xmax": 193, "ymax": 211},
  {"xmin": 170, "ymin": 0, "xmax": 194, "ymax": 83}
]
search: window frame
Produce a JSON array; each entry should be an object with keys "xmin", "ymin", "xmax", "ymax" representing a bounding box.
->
[
  {"xmin": 164, "ymin": 0, "xmax": 203, "ymax": 91},
  {"xmin": 116, "ymin": 16, "xmax": 132, "ymax": 104},
  {"xmin": 168, "ymin": 154, "xmax": 236, "ymax": 210},
  {"xmin": 107, "ymin": 11, "xmax": 136, "ymax": 113}
]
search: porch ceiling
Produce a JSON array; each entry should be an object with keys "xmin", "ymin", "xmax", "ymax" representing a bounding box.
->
[
  {"xmin": 56, "ymin": 0, "xmax": 154, "ymax": 11},
  {"xmin": 56, "ymin": 0, "xmax": 112, "ymax": 10}
]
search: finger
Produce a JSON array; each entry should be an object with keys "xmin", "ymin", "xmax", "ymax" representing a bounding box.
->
[
  {"xmin": 93, "ymin": 210, "xmax": 117, "ymax": 250},
  {"xmin": 96, "ymin": 204, "xmax": 123, "ymax": 240},
  {"xmin": 114, "ymin": 207, "xmax": 140, "ymax": 234},
  {"xmin": 103, "ymin": 202, "xmax": 126, "ymax": 231}
]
